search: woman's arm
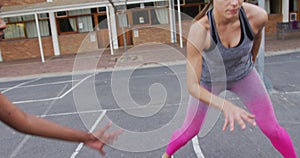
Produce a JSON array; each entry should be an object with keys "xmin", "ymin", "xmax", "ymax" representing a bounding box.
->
[
  {"xmin": 243, "ymin": 3, "xmax": 268, "ymax": 63},
  {"xmin": 0, "ymin": 93, "xmax": 121, "ymax": 156},
  {"xmin": 186, "ymin": 22, "xmax": 256, "ymax": 132}
]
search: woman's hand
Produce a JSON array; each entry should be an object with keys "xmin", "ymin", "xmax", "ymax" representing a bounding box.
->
[
  {"xmin": 84, "ymin": 122, "xmax": 123, "ymax": 156},
  {"xmin": 222, "ymin": 101, "xmax": 256, "ymax": 132}
]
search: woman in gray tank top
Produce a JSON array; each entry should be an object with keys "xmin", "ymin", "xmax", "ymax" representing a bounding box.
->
[{"xmin": 163, "ymin": 1, "xmax": 297, "ymax": 157}]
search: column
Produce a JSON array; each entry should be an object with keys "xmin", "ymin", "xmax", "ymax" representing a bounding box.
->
[
  {"xmin": 282, "ymin": 0, "xmax": 289, "ymax": 22},
  {"xmin": 109, "ymin": 5, "xmax": 119, "ymax": 49},
  {"xmin": 49, "ymin": 11, "xmax": 60, "ymax": 56},
  {"xmin": 169, "ymin": 0, "xmax": 177, "ymax": 43}
]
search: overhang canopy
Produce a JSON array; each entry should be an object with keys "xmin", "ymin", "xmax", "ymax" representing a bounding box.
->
[{"xmin": 0, "ymin": 0, "xmax": 163, "ymax": 17}]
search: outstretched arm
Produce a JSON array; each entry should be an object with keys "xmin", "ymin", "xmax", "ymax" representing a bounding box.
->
[{"xmin": 0, "ymin": 93, "xmax": 121, "ymax": 156}]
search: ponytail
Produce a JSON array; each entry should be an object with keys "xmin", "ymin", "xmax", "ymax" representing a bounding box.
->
[{"xmin": 193, "ymin": 1, "xmax": 212, "ymax": 22}]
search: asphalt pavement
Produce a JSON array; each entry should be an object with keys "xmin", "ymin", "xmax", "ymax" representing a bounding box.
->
[{"xmin": 0, "ymin": 51, "xmax": 299, "ymax": 157}]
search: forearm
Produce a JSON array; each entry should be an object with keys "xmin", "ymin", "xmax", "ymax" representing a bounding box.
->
[
  {"xmin": 21, "ymin": 114, "xmax": 92, "ymax": 142},
  {"xmin": 251, "ymin": 30, "xmax": 262, "ymax": 63},
  {"xmin": 0, "ymin": 94, "xmax": 92, "ymax": 143},
  {"xmin": 188, "ymin": 83, "xmax": 228, "ymax": 111}
]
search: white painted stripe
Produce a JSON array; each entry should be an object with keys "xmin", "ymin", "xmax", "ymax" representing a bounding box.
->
[
  {"xmin": 70, "ymin": 110, "xmax": 107, "ymax": 158},
  {"xmin": 192, "ymin": 136, "xmax": 205, "ymax": 158},
  {"xmin": 282, "ymin": 91, "xmax": 300, "ymax": 94},
  {"xmin": 9, "ymin": 135, "xmax": 31, "ymax": 158},
  {"xmin": 40, "ymin": 85, "xmax": 68, "ymax": 118},
  {"xmin": 12, "ymin": 74, "xmax": 93, "ymax": 104},
  {"xmin": 43, "ymin": 102, "xmax": 185, "ymax": 117},
  {"xmin": 1, "ymin": 78, "xmax": 40, "ymax": 93},
  {"xmin": 13, "ymin": 97, "xmax": 60, "ymax": 104},
  {"xmin": 19, "ymin": 79, "xmax": 80, "ymax": 88},
  {"xmin": 42, "ymin": 109, "xmax": 104, "ymax": 117},
  {"xmin": 59, "ymin": 74, "xmax": 93, "ymax": 99}
]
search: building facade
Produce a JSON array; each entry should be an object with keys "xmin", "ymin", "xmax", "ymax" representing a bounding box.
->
[{"xmin": 0, "ymin": 0, "xmax": 299, "ymax": 61}]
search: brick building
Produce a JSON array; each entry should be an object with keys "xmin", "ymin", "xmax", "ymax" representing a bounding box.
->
[{"xmin": 0, "ymin": 0, "xmax": 299, "ymax": 61}]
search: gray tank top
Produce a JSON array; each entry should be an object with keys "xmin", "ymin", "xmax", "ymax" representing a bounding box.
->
[{"xmin": 201, "ymin": 7, "xmax": 255, "ymax": 85}]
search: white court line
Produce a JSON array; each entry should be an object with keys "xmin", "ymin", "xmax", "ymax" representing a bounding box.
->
[
  {"xmin": 281, "ymin": 91, "xmax": 300, "ymax": 95},
  {"xmin": 9, "ymin": 135, "xmax": 31, "ymax": 158},
  {"xmin": 1, "ymin": 78, "xmax": 40, "ymax": 94},
  {"xmin": 70, "ymin": 110, "xmax": 107, "ymax": 158},
  {"xmin": 42, "ymin": 101, "xmax": 185, "ymax": 118},
  {"xmin": 42, "ymin": 109, "xmax": 104, "ymax": 117},
  {"xmin": 19, "ymin": 79, "xmax": 81, "ymax": 88},
  {"xmin": 0, "ymin": 79, "xmax": 79, "ymax": 89},
  {"xmin": 59, "ymin": 74, "xmax": 94, "ymax": 98},
  {"xmin": 13, "ymin": 74, "xmax": 93, "ymax": 104},
  {"xmin": 9, "ymin": 84, "xmax": 68, "ymax": 158},
  {"xmin": 192, "ymin": 136, "xmax": 205, "ymax": 158}
]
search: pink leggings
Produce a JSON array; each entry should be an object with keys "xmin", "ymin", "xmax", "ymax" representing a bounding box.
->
[{"xmin": 166, "ymin": 69, "xmax": 297, "ymax": 157}]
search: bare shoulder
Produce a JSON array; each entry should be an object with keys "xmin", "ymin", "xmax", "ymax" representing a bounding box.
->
[
  {"xmin": 188, "ymin": 16, "xmax": 210, "ymax": 49},
  {"xmin": 242, "ymin": 2, "xmax": 268, "ymax": 34},
  {"xmin": 190, "ymin": 16, "xmax": 209, "ymax": 34}
]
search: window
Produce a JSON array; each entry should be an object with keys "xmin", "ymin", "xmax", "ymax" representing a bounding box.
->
[
  {"xmin": 132, "ymin": 10, "xmax": 149, "ymax": 25},
  {"xmin": 174, "ymin": 0, "xmax": 185, "ymax": 6},
  {"xmin": 4, "ymin": 23, "xmax": 26, "ymax": 39},
  {"xmin": 270, "ymin": 0, "xmax": 281, "ymax": 14},
  {"xmin": 56, "ymin": 11, "xmax": 67, "ymax": 17},
  {"xmin": 174, "ymin": 1, "xmax": 205, "ymax": 20},
  {"xmin": 98, "ymin": 15, "xmax": 108, "ymax": 29},
  {"xmin": 58, "ymin": 18, "xmax": 77, "ymax": 33},
  {"xmin": 56, "ymin": 9, "xmax": 94, "ymax": 34},
  {"xmin": 289, "ymin": 0, "xmax": 298, "ymax": 12},
  {"xmin": 39, "ymin": 13, "xmax": 49, "ymax": 19},
  {"xmin": 128, "ymin": 2, "xmax": 169, "ymax": 26},
  {"xmin": 98, "ymin": 7, "xmax": 106, "ymax": 13},
  {"xmin": 3, "ymin": 14, "xmax": 50, "ymax": 40}
]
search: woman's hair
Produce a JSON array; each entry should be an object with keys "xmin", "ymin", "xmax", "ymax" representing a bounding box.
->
[{"xmin": 193, "ymin": 1, "xmax": 213, "ymax": 22}]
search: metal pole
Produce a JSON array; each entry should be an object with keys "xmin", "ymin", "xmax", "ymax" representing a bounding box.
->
[
  {"xmin": 177, "ymin": 0, "xmax": 183, "ymax": 48},
  {"xmin": 120, "ymin": 0, "xmax": 128, "ymax": 61},
  {"xmin": 106, "ymin": 5, "xmax": 114, "ymax": 55},
  {"xmin": 49, "ymin": 11, "xmax": 60, "ymax": 56},
  {"xmin": 108, "ymin": 0, "xmax": 128, "ymax": 61},
  {"xmin": 35, "ymin": 13, "xmax": 45, "ymax": 63},
  {"xmin": 169, "ymin": 0, "xmax": 176, "ymax": 43},
  {"xmin": 257, "ymin": 0, "xmax": 265, "ymax": 79}
]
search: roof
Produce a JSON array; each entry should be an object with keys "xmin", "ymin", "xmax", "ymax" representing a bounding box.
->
[{"xmin": 0, "ymin": 0, "xmax": 162, "ymax": 17}]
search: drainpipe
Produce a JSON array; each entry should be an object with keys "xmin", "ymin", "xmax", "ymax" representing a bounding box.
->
[
  {"xmin": 0, "ymin": 48, "xmax": 2, "ymax": 62},
  {"xmin": 169, "ymin": 0, "xmax": 176, "ymax": 43}
]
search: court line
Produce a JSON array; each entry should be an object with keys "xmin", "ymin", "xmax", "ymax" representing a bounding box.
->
[
  {"xmin": 1, "ymin": 78, "xmax": 40, "ymax": 94},
  {"xmin": 192, "ymin": 136, "xmax": 205, "ymax": 158},
  {"xmin": 59, "ymin": 74, "xmax": 94, "ymax": 98},
  {"xmin": 42, "ymin": 101, "xmax": 185, "ymax": 118},
  {"xmin": 281, "ymin": 91, "xmax": 300, "ymax": 94},
  {"xmin": 18, "ymin": 79, "xmax": 81, "ymax": 88},
  {"xmin": 70, "ymin": 110, "xmax": 107, "ymax": 158},
  {"xmin": 0, "ymin": 79, "xmax": 79, "ymax": 89},
  {"xmin": 9, "ymin": 84, "xmax": 68, "ymax": 158},
  {"xmin": 41, "ymin": 109, "xmax": 105, "ymax": 117},
  {"xmin": 12, "ymin": 74, "xmax": 93, "ymax": 104},
  {"xmin": 9, "ymin": 135, "xmax": 32, "ymax": 158}
]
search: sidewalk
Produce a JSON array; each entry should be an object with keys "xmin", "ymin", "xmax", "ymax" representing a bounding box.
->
[{"xmin": 0, "ymin": 36, "xmax": 299, "ymax": 81}]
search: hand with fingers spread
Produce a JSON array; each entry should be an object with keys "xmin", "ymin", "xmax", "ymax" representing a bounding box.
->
[
  {"xmin": 84, "ymin": 122, "xmax": 123, "ymax": 156},
  {"xmin": 221, "ymin": 101, "xmax": 256, "ymax": 132}
]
